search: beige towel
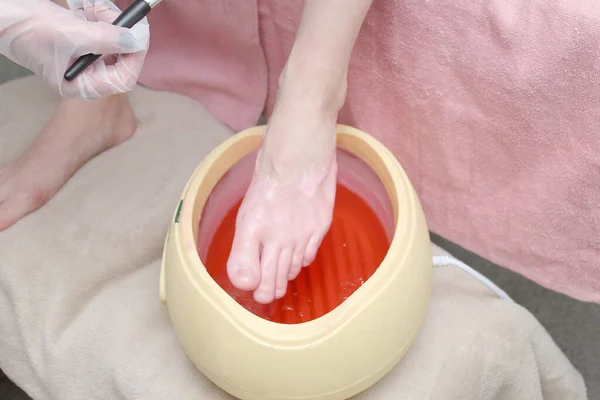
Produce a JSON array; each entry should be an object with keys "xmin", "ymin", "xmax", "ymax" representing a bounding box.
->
[{"xmin": 0, "ymin": 76, "xmax": 586, "ymax": 400}]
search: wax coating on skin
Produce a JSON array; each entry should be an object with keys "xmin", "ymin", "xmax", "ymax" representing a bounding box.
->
[{"xmin": 198, "ymin": 148, "xmax": 393, "ymax": 323}]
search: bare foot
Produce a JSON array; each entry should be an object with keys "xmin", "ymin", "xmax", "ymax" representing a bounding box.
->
[
  {"xmin": 0, "ymin": 95, "xmax": 136, "ymax": 230},
  {"xmin": 227, "ymin": 104, "xmax": 338, "ymax": 304}
]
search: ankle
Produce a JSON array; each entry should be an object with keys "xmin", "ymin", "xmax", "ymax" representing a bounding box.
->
[
  {"xmin": 277, "ymin": 62, "xmax": 347, "ymax": 118},
  {"xmin": 53, "ymin": 94, "xmax": 136, "ymax": 148}
]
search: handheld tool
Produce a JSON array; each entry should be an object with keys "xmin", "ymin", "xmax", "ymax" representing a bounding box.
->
[{"xmin": 63, "ymin": 0, "xmax": 162, "ymax": 82}]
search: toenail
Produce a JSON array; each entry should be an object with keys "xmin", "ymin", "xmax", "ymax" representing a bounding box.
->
[{"xmin": 254, "ymin": 294, "xmax": 268, "ymax": 303}]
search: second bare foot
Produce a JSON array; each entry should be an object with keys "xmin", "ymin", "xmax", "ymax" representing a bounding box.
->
[{"xmin": 0, "ymin": 95, "xmax": 136, "ymax": 230}]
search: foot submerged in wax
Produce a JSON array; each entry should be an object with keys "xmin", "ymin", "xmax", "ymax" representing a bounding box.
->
[{"xmin": 226, "ymin": 114, "xmax": 337, "ymax": 304}]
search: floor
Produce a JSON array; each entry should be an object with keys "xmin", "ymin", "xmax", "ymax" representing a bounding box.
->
[{"xmin": 0, "ymin": 56, "xmax": 598, "ymax": 399}]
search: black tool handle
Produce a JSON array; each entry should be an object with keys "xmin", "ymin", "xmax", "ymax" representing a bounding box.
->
[{"xmin": 63, "ymin": 0, "xmax": 151, "ymax": 82}]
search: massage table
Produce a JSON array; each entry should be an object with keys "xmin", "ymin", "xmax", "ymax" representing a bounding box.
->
[{"xmin": 0, "ymin": 76, "xmax": 587, "ymax": 400}]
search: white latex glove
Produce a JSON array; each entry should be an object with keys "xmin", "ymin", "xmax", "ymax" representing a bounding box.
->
[{"xmin": 0, "ymin": 0, "xmax": 150, "ymax": 99}]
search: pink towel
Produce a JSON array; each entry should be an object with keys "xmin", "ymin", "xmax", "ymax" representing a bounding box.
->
[
  {"xmin": 117, "ymin": 0, "xmax": 600, "ymax": 303},
  {"xmin": 116, "ymin": 0, "xmax": 268, "ymax": 132}
]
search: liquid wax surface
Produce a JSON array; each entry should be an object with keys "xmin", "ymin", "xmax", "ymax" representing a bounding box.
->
[{"xmin": 203, "ymin": 183, "xmax": 390, "ymax": 324}]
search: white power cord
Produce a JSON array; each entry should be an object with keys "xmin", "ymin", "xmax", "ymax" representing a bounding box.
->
[{"xmin": 432, "ymin": 255, "xmax": 514, "ymax": 302}]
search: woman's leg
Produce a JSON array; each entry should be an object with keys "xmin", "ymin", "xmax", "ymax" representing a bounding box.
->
[{"xmin": 0, "ymin": 0, "xmax": 138, "ymax": 230}]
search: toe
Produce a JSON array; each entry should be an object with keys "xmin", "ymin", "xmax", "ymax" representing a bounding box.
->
[
  {"xmin": 0, "ymin": 193, "xmax": 42, "ymax": 231},
  {"xmin": 0, "ymin": 203, "xmax": 21, "ymax": 231},
  {"xmin": 0, "ymin": 215, "xmax": 18, "ymax": 231},
  {"xmin": 288, "ymin": 242, "xmax": 306, "ymax": 281},
  {"xmin": 226, "ymin": 227, "xmax": 261, "ymax": 291},
  {"xmin": 253, "ymin": 245, "xmax": 279, "ymax": 304},
  {"xmin": 274, "ymin": 247, "xmax": 293, "ymax": 299},
  {"xmin": 303, "ymin": 234, "xmax": 324, "ymax": 267}
]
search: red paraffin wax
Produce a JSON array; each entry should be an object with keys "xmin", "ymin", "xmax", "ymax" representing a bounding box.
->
[{"xmin": 203, "ymin": 183, "xmax": 391, "ymax": 324}]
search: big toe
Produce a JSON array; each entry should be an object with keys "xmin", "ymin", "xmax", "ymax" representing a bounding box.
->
[
  {"xmin": 226, "ymin": 229, "xmax": 261, "ymax": 291},
  {"xmin": 0, "ymin": 203, "xmax": 21, "ymax": 231},
  {"xmin": 0, "ymin": 191, "xmax": 46, "ymax": 231}
]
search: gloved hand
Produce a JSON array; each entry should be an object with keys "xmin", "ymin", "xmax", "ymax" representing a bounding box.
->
[{"xmin": 0, "ymin": 0, "xmax": 150, "ymax": 99}]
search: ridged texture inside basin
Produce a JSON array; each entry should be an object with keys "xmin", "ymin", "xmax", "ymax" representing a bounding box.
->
[{"xmin": 203, "ymin": 183, "xmax": 390, "ymax": 324}]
